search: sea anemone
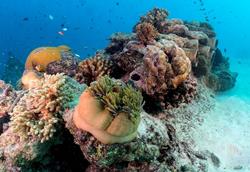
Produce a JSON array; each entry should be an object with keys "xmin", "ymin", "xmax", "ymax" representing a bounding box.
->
[{"xmin": 72, "ymin": 76, "xmax": 143, "ymax": 144}]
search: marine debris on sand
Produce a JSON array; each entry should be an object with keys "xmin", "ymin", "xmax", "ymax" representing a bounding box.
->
[{"xmin": 0, "ymin": 8, "xmax": 238, "ymax": 171}]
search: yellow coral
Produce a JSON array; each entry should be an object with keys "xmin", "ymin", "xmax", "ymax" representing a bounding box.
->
[{"xmin": 25, "ymin": 45, "xmax": 71, "ymax": 72}]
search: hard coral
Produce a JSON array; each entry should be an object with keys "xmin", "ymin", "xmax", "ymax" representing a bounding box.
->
[
  {"xmin": 110, "ymin": 41, "xmax": 144, "ymax": 77},
  {"xmin": 46, "ymin": 51, "xmax": 79, "ymax": 77},
  {"xmin": 25, "ymin": 45, "xmax": 71, "ymax": 72},
  {"xmin": 136, "ymin": 8, "xmax": 169, "ymax": 31},
  {"xmin": 136, "ymin": 22, "xmax": 158, "ymax": 45},
  {"xmin": 129, "ymin": 40, "xmax": 191, "ymax": 104},
  {"xmin": 72, "ymin": 76, "xmax": 143, "ymax": 144},
  {"xmin": 10, "ymin": 74, "xmax": 85, "ymax": 142},
  {"xmin": 75, "ymin": 53, "xmax": 113, "ymax": 85}
]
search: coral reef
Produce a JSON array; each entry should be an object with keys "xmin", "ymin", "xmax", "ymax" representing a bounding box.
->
[
  {"xmin": 46, "ymin": 51, "xmax": 79, "ymax": 77},
  {"xmin": 206, "ymin": 48, "xmax": 238, "ymax": 91},
  {"xmin": 136, "ymin": 22, "xmax": 159, "ymax": 44},
  {"xmin": 75, "ymin": 53, "xmax": 113, "ymax": 85},
  {"xmin": 64, "ymin": 110, "xmax": 169, "ymax": 168},
  {"xmin": 105, "ymin": 32, "xmax": 133, "ymax": 55},
  {"xmin": 109, "ymin": 38, "xmax": 193, "ymax": 109},
  {"xmin": 0, "ymin": 7, "xmax": 239, "ymax": 172},
  {"xmin": 135, "ymin": 7, "xmax": 169, "ymax": 32},
  {"xmin": 10, "ymin": 73, "xmax": 85, "ymax": 142},
  {"xmin": 25, "ymin": 45, "xmax": 71, "ymax": 72}
]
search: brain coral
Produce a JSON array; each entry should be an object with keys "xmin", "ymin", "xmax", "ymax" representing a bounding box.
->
[
  {"xmin": 25, "ymin": 45, "xmax": 71, "ymax": 72},
  {"xmin": 72, "ymin": 76, "xmax": 143, "ymax": 144},
  {"xmin": 10, "ymin": 73, "xmax": 85, "ymax": 142}
]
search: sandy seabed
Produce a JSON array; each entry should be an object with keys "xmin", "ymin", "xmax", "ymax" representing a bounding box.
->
[{"xmin": 194, "ymin": 58, "xmax": 250, "ymax": 172}]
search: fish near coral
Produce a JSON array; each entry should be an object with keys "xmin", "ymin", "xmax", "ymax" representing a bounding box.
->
[
  {"xmin": 72, "ymin": 76, "xmax": 143, "ymax": 144},
  {"xmin": 25, "ymin": 45, "xmax": 71, "ymax": 72}
]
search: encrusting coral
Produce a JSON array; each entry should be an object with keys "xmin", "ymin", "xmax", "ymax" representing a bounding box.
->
[
  {"xmin": 25, "ymin": 45, "xmax": 71, "ymax": 72},
  {"xmin": 72, "ymin": 75, "xmax": 143, "ymax": 144},
  {"xmin": 10, "ymin": 73, "xmax": 85, "ymax": 143},
  {"xmin": 75, "ymin": 53, "xmax": 113, "ymax": 85}
]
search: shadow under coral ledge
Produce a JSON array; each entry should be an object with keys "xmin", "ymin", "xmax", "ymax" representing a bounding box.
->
[{"xmin": 0, "ymin": 8, "xmax": 237, "ymax": 172}]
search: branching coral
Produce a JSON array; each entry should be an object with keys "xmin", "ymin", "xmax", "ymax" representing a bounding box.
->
[
  {"xmin": 72, "ymin": 76, "xmax": 143, "ymax": 144},
  {"xmin": 25, "ymin": 45, "xmax": 71, "ymax": 72},
  {"xmin": 75, "ymin": 53, "xmax": 113, "ymax": 85},
  {"xmin": 46, "ymin": 51, "xmax": 79, "ymax": 77},
  {"xmin": 10, "ymin": 74, "xmax": 85, "ymax": 142},
  {"xmin": 136, "ymin": 22, "xmax": 158, "ymax": 45}
]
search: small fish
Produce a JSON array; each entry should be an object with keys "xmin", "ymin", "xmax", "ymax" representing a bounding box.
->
[
  {"xmin": 23, "ymin": 17, "xmax": 29, "ymax": 21},
  {"xmin": 58, "ymin": 31, "xmax": 64, "ymax": 36},
  {"xmin": 49, "ymin": 14, "xmax": 54, "ymax": 20},
  {"xmin": 224, "ymin": 48, "xmax": 227, "ymax": 53},
  {"xmin": 107, "ymin": 19, "xmax": 112, "ymax": 24},
  {"xmin": 75, "ymin": 54, "xmax": 80, "ymax": 58},
  {"xmin": 116, "ymin": 2, "xmax": 119, "ymax": 6},
  {"xmin": 62, "ymin": 27, "xmax": 68, "ymax": 31}
]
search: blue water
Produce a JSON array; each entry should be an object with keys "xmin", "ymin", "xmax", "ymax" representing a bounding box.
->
[
  {"xmin": 0, "ymin": 0, "xmax": 249, "ymax": 97},
  {"xmin": 0, "ymin": 1, "xmax": 249, "ymax": 96},
  {"xmin": 0, "ymin": 0, "xmax": 249, "ymax": 77}
]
